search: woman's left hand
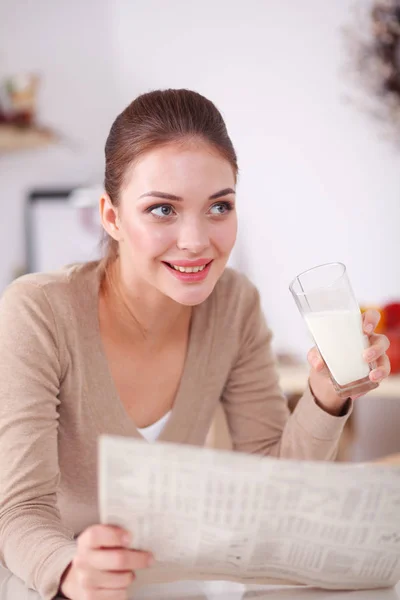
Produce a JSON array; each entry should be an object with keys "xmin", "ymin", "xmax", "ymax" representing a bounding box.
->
[{"xmin": 308, "ymin": 309, "xmax": 391, "ymax": 416}]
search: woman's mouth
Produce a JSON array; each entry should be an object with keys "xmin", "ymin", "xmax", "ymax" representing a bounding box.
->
[{"xmin": 162, "ymin": 260, "xmax": 213, "ymax": 282}]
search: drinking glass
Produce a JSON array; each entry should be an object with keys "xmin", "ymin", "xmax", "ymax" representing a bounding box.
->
[{"xmin": 289, "ymin": 262, "xmax": 378, "ymax": 398}]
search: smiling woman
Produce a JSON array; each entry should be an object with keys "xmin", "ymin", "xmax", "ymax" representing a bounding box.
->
[
  {"xmin": 100, "ymin": 91, "xmax": 238, "ymax": 308},
  {"xmin": 0, "ymin": 89, "xmax": 391, "ymax": 600},
  {"xmin": 100, "ymin": 140, "xmax": 237, "ymax": 306}
]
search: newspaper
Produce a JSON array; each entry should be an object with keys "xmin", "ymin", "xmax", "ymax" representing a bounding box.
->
[{"xmin": 98, "ymin": 436, "xmax": 400, "ymax": 591}]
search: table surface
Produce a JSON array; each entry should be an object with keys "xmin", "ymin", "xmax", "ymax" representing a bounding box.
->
[{"xmin": 1, "ymin": 567, "xmax": 399, "ymax": 600}]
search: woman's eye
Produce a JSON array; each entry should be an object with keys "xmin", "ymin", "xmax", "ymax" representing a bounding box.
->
[
  {"xmin": 150, "ymin": 205, "xmax": 175, "ymax": 218},
  {"xmin": 209, "ymin": 202, "xmax": 233, "ymax": 215}
]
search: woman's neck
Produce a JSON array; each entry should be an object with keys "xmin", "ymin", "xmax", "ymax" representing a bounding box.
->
[{"xmin": 100, "ymin": 259, "xmax": 192, "ymax": 348}]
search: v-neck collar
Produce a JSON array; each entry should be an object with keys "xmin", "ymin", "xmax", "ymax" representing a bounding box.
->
[{"xmin": 87, "ymin": 261, "xmax": 206, "ymax": 444}]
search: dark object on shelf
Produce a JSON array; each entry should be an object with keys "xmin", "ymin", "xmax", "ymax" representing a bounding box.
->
[
  {"xmin": 344, "ymin": 1, "xmax": 400, "ymax": 142},
  {"xmin": 370, "ymin": 1, "xmax": 400, "ymax": 96}
]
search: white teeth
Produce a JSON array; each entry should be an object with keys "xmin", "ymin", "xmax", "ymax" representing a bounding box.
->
[{"xmin": 172, "ymin": 264, "xmax": 206, "ymax": 273}]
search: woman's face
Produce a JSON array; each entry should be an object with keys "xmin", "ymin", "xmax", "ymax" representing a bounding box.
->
[{"xmin": 103, "ymin": 141, "xmax": 237, "ymax": 306}]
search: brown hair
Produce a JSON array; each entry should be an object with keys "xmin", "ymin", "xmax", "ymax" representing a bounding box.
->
[{"xmin": 103, "ymin": 88, "xmax": 238, "ymax": 261}]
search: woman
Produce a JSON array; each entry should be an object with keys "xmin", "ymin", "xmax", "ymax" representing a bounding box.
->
[{"xmin": 0, "ymin": 89, "xmax": 390, "ymax": 600}]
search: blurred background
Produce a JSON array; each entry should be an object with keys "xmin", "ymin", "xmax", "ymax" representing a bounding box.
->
[{"xmin": 1, "ymin": 0, "xmax": 399, "ymax": 461}]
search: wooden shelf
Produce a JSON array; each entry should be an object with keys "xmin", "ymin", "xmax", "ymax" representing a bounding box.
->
[{"xmin": 0, "ymin": 124, "xmax": 56, "ymax": 153}]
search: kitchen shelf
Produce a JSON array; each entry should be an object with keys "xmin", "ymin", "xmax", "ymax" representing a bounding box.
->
[{"xmin": 0, "ymin": 124, "xmax": 56, "ymax": 153}]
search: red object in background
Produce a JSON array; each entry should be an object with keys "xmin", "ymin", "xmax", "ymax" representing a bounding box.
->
[
  {"xmin": 386, "ymin": 328, "xmax": 400, "ymax": 374},
  {"xmin": 382, "ymin": 302, "xmax": 400, "ymax": 330}
]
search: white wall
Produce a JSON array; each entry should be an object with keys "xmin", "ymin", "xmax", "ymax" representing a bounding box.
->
[
  {"xmin": 2, "ymin": 0, "xmax": 400, "ymax": 360},
  {"xmin": 0, "ymin": 0, "xmax": 118, "ymax": 289},
  {"xmin": 110, "ymin": 0, "xmax": 400, "ymax": 357}
]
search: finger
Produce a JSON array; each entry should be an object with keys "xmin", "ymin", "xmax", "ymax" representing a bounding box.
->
[
  {"xmin": 369, "ymin": 355, "xmax": 391, "ymax": 382},
  {"xmin": 87, "ymin": 548, "xmax": 152, "ymax": 572},
  {"xmin": 363, "ymin": 334, "xmax": 390, "ymax": 362},
  {"xmin": 78, "ymin": 525, "xmax": 131, "ymax": 550},
  {"xmin": 76, "ymin": 567, "xmax": 135, "ymax": 590},
  {"xmin": 362, "ymin": 309, "xmax": 381, "ymax": 335},
  {"xmin": 307, "ymin": 347, "xmax": 326, "ymax": 373}
]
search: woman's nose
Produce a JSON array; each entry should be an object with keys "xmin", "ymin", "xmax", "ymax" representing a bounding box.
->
[{"xmin": 176, "ymin": 219, "xmax": 210, "ymax": 255}]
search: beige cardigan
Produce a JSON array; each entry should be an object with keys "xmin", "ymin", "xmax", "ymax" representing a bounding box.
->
[{"xmin": 0, "ymin": 261, "xmax": 351, "ymax": 599}]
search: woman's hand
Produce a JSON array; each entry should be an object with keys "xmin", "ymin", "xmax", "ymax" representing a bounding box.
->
[
  {"xmin": 60, "ymin": 524, "xmax": 153, "ymax": 600},
  {"xmin": 307, "ymin": 309, "xmax": 391, "ymax": 416}
]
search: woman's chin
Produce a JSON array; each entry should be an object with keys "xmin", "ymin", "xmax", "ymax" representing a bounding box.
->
[
  {"xmin": 156, "ymin": 262, "xmax": 224, "ymax": 306},
  {"xmin": 165, "ymin": 282, "xmax": 217, "ymax": 307}
]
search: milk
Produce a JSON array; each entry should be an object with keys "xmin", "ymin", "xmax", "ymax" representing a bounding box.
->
[{"xmin": 305, "ymin": 309, "xmax": 370, "ymax": 386}]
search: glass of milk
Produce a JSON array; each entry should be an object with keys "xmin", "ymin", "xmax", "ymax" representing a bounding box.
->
[{"xmin": 289, "ymin": 262, "xmax": 378, "ymax": 399}]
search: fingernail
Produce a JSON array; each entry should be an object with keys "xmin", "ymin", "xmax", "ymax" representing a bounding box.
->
[
  {"xmin": 365, "ymin": 324, "xmax": 373, "ymax": 334},
  {"xmin": 123, "ymin": 533, "xmax": 132, "ymax": 547}
]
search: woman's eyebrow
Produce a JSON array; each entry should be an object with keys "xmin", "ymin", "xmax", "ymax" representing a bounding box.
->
[
  {"xmin": 139, "ymin": 187, "xmax": 235, "ymax": 201},
  {"xmin": 139, "ymin": 191, "xmax": 183, "ymax": 201},
  {"xmin": 209, "ymin": 188, "xmax": 236, "ymax": 200}
]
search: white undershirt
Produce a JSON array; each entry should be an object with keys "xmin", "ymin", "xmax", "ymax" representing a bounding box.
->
[{"xmin": 136, "ymin": 411, "xmax": 172, "ymax": 443}]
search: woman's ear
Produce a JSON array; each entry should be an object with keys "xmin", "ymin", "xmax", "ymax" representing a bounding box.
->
[{"xmin": 99, "ymin": 194, "xmax": 123, "ymax": 241}]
